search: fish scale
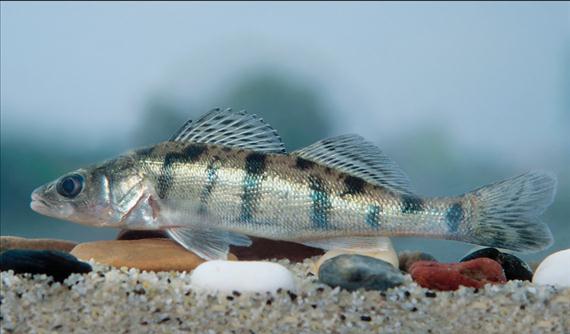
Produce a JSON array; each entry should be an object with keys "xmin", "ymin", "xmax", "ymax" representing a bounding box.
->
[{"xmin": 30, "ymin": 108, "xmax": 557, "ymax": 260}]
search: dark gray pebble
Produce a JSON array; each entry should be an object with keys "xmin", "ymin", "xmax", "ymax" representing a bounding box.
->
[
  {"xmin": 460, "ymin": 248, "xmax": 532, "ymax": 281},
  {"xmin": 318, "ymin": 254, "xmax": 404, "ymax": 291},
  {"xmin": 398, "ymin": 251, "xmax": 437, "ymax": 273},
  {"xmin": 0, "ymin": 249, "xmax": 92, "ymax": 282}
]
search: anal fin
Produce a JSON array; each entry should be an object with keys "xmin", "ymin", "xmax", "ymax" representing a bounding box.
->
[{"xmin": 167, "ymin": 227, "xmax": 252, "ymax": 260}]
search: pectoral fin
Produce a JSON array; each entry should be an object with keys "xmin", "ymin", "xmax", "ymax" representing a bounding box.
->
[{"xmin": 167, "ymin": 227, "xmax": 252, "ymax": 260}]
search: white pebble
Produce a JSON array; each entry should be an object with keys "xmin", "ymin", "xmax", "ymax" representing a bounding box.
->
[
  {"xmin": 190, "ymin": 261, "xmax": 297, "ymax": 293},
  {"xmin": 532, "ymin": 249, "xmax": 570, "ymax": 287}
]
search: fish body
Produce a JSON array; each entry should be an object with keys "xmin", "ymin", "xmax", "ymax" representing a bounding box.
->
[{"xmin": 31, "ymin": 108, "xmax": 557, "ymax": 259}]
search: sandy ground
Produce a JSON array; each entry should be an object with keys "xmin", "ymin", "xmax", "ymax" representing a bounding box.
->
[{"xmin": 1, "ymin": 257, "xmax": 569, "ymax": 334}]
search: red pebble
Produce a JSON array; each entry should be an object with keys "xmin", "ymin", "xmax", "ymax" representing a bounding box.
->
[{"xmin": 409, "ymin": 258, "xmax": 507, "ymax": 291}]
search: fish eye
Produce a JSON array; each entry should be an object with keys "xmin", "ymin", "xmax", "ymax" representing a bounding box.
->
[{"xmin": 56, "ymin": 174, "xmax": 84, "ymax": 198}]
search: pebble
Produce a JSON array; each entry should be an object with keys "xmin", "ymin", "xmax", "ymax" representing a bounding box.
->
[
  {"xmin": 410, "ymin": 258, "xmax": 506, "ymax": 291},
  {"xmin": 0, "ymin": 249, "xmax": 91, "ymax": 282},
  {"xmin": 318, "ymin": 254, "xmax": 405, "ymax": 291},
  {"xmin": 116, "ymin": 229, "xmax": 167, "ymax": 240},
  {"xmin": 311, "ymin": 238, "xmax": 399, "ymax": 275},
  {"xmin": 0, "ymin": 236, "xmax": 77, "ymax": 253},
  {"xmin": 460, "ymin": 247, "xmax": 532, "ymax": 281},
  {"xmin": 1, "ymin": 256, "xmax": 568, "ymax": 333},
  {"xmin": 190, "ymin": 260, "xmax": 297, "ymax": 293},
  {"xmin": 398, "ymin": 251, "xmax": 437, "ymax": 273},
  {"xmin": 70, "ymin": 238, "xmax": 237, "ymax": 272},
  {"xmin": 311, "ymin": 246, "xmax": 399, "ymax": 276},
  {"xmin": 231, "ymin": 237, "xmax": 324, "ymax": 262},
  {"xmin": 532, "ymin": 249, "xmax": 570, "ymax": 287}
]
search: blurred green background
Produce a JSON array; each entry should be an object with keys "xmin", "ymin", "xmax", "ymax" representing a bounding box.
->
[{"xmin": 1, "ymin": 2, "xmax": 568, "ymax": 262}]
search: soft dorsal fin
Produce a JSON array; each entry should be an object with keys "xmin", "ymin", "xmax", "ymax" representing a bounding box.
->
[
  {"xmin": 169, "ymin": 108, "xmax": 286, "ymax": 154},
  {"xmin": 293, "ymin": 134, "xmax": 414, "ymax": 194}
]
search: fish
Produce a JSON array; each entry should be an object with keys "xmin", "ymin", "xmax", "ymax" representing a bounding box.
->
[{"xmin": 30, "ymin": 108, "xmax": 557, "ymax": 260}]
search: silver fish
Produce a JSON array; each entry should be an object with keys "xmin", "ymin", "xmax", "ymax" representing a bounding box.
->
[{"xmin": 30, "ymin": 108, "xmax": 557, "ymax": 259}]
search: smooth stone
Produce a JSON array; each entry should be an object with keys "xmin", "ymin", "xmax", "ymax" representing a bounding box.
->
[
  {"xmin": 0, "ymin": 249, "xmax": 91, "ymax": 282},
  {"xmin": 231, "ymin": 237, "xmax": 324, "ymax": 262},
  {"xmin": 318, "ymin": 254, "xmax": 405, "ymax": 291},
  {"xmin": 311, "ymin": 241, "xmax": 399, "ymax": 276},
  {"xmin": 0, "ymin": 236, "xmax": 77, "ymax": 253},
  {"xmin": 71, "ymin": 238, "xmax": 237, "ymax": 272},
  {"xmin": 190, "ymin": 260, "xmax": 297, "ymax": 293},
  {"xmin": 116, "ymin": 230, "xmax": 324, "ymax": 262},
  {"xmin": 460, "ymin": 247, "xmax": 532, "ymax": 281},
  {"xmin": 116, "ymin": 229, "xmax": 168, "ymax": 240},
  {"xmin": 398, "ymin": 251, "xmax": 437, "ymax": 273},
  {"xmin": 410, "ymin": 259, "xmax": 506, "ymax": 291},
  {"xmin": 532, "ymin": 249, "xmax": 570, "ymax": 287}
]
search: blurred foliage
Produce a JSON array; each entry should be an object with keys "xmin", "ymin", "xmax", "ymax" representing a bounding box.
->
[
  {"xmin": 220, "ymin": 72, "xmax": 333, "ymax": 151},
  {"xmin": 134, "ymin": 97, "xmax": 190, "ymax": 146}
]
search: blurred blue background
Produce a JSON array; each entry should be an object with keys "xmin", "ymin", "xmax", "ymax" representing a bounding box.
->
[{"xmin": 1, "ymin": 2, "xmax": 568, "ymax": 262}]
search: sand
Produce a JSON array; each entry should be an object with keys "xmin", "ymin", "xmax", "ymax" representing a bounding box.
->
[{"xmin": 1, "ymin": 257, "xmax": 569, "ymax": 334}]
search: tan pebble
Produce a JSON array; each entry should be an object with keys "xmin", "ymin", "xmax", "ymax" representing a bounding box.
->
[
  {"xmin": 70, "ymin": 238, "xmax": 237, "ymax": 272},
  {"xmin": 309, "ymin": 239, "xmax": 399, "ymax": 276},
  {"xmin": 0, "ymin": 236, "xmax": 77, "ymax": 252}
]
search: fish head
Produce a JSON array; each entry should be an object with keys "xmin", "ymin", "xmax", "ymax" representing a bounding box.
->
[{"xmin": 30, "ymin": 156, "xmax": 146, "ymax": 228}]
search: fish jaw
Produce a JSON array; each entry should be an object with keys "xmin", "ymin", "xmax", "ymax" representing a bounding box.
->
[{"xmin": 30, "ymin": 184, "xmax": 75, "ymax": 220}]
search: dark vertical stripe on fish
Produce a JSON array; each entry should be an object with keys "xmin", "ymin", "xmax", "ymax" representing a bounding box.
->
[
  {"xmin": 240, "ymin": 152, "xmax": 267, "ymax": 222},
  {"xmin": 401, "ymin": 194, "xmax": 424, "ymax": 214},
  {"xmin": 295, "ymin": 157, "xmax": 315, "ymax": 170},
  {"xmin": 157, "ymin": 144, "xmax": 207, "ymax": 199},
  {"xmin": 445, "ymin": 202, "xmax": 464, "ymax": 233},
  {"xmin": 309, "ymin": 175, "xmax": 332, "ymax": 229},
  {"xmin": 365, "ymin": 204, "xmax": 381, "ymax": 228},
  {"xmin": 342, "ymin": 175, "xmax": 366, "ymax": 197},
  {"xmin": 198, "ymin": 157, "xmax": 220, "ymax": 215}
]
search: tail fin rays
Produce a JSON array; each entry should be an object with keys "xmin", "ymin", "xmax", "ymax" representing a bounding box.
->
[{"xmin": 465, "ymin": 171, "xmax": 556, "ymax": 253}]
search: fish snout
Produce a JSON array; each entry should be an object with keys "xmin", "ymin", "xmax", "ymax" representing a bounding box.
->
[
  {"xmin": 30, "ymin": 185, "xmax": 55, "ymax": 215},
  {"xmin": 30, "ymin": 186, "xmax": 52, "ymax": 214}
]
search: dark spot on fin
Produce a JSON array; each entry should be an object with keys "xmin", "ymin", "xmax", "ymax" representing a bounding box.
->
[
  {"xmin": 309, "ymin": 176, "xmax": 331, "ymax": 229},
  {"xmin": 446, "ymin": 202, "xmax": 464, "ymax": 233},
  {"xmin": 401, "ymin": 195, "xmax": 424, "ymax": 214},
  {"xmin": 295, "ymin": 157, "xmax": 315, "ymax": 170}
]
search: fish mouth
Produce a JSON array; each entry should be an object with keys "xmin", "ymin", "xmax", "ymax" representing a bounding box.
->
[{"xmin": 30, "ymin": 192, "xmax": 51, "ymax": 214}]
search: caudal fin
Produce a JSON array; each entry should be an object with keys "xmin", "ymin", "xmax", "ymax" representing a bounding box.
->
[{"xmin": 464, "ymin": 171, "xmax": 557, "ymax": 253}]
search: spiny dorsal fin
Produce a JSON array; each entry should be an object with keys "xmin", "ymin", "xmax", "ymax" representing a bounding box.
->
[
  {"xmin": 293, "ymin": 134, "xmax": 414, "ymax": 194},
  {"xmin": 169, "ymin": 108, "xmax": 286, "ymax": 154}
]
